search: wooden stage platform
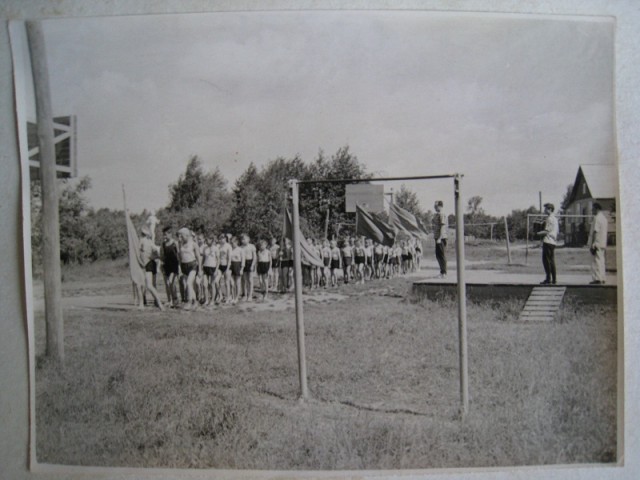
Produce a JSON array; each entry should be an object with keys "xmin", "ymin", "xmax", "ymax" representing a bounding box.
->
[{"xmin": 412, "ymin": 269, "xmax": 618, "ymax": 305}]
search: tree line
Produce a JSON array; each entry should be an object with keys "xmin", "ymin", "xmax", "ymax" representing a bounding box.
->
[{"xmin": 30, "ymin": 145, "xmax": 561, "ymax": 267}]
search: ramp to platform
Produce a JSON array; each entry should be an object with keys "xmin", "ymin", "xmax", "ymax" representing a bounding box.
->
[{"xmin": 519, "ymin": 286, "xmax": 567, "ymax": 322}]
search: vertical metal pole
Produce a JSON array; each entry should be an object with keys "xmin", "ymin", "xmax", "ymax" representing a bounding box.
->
[
  {"xmin": 539, "ymin": 191, "xmax": 542, "ymax": 213},
  {"xmin": 289, "ymin": 180, "xmax": 309, "ymax": 400},
  {"xmin": 454, "ymin": 176, "xmax": 469, "ymax": 415},
  {"xmin": 504, "ymin": 217, "xmax": 512, "ymax": 265},
  {"xmin": 525, "ymin": 215, "xmax": 529, "ymax": 264},
  {"xmin": 27, "ymin": 21, "xmax": 64, "ymax": 365}
]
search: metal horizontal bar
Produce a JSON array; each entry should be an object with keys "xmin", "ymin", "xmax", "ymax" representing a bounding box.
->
[{"xmin": 296, "ymin": 174, "xmax": 461, "ymax": 185}]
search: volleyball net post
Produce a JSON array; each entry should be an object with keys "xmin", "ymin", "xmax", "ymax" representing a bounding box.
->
[{"xmin": 290, "ymin": 173, "xmax": 469, "ymax": 414}]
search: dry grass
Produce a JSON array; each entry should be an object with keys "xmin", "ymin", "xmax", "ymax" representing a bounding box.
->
[{"xmin": 34, "ymin": 273, "xmax": 617, "ymax": 470}]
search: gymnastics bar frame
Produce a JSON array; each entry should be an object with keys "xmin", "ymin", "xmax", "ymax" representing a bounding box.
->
[{"xmin": 288, "ymin": 173, "xmax": 469, "ymax": 415}]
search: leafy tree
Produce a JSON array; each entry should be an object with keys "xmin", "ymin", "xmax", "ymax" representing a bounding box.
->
[
  {"xmin": 162, "ymin": 157, "xmax": 233, "ymax": 235},
  {"xmin": 85, "ymin": 208, "xmax": 128, "ymax": 261},
  {"xmin": 58, "ymin": 176, "xmax": 93, "ymax": 264},
  {"xmin": 504, "ymin": 206, "xmax": 539, "ymax": 240},
  {"xmin": 168, "ymin": 155, "xmax": 205, "ymax": 211},
  {"xmin": 305, "ymin": 146, "xmax": 371, "ymax": 239},
  {"xmin": 467, "ymin": 196, "xmax": 484, "ymax": 216},
  {"xmin": 395, "ymin": 184, "xmax": 422, "ymax": 216}
]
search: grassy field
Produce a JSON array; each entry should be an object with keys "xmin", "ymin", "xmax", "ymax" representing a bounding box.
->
[{"xmin": 32, "ymin": 257, "xmax": 618, "ymax": 470}]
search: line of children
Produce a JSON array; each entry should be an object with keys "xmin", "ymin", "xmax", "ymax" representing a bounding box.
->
[{"xmin": 148, "ymin": 226, "xmax": 424, "ymax": 310}]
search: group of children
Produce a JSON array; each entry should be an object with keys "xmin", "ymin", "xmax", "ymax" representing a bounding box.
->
[{"xmin": 138, "ymin": 224, "xmax": 425, "ymax": 310}]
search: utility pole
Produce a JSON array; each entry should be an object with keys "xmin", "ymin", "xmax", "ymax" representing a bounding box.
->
[{"xmin": 27, "ymin": 21, "xmax": 64, "ymax": 365}]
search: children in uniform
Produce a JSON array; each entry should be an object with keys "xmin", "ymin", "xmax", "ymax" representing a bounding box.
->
[
  {"xmin": 256, "ymin": 240, "xmax": 272, "ymax": 300},
  {"xmin": 218, "ymin": 234, "xmax": 232, "ymax": 304},
  {"xmin": 241, "ymin": 233, "xmax": 257, "ymax": 302},
  {"xmin": 203, "ymin": 236, "xmax": 220, "ymax": 306},
  {"xmin": 161, "ymin": 227, "xmax": 180, "ymax": 307},
  {"xmin": 229, "ymin": 236, "xmax": 245, "ymax": 304}
]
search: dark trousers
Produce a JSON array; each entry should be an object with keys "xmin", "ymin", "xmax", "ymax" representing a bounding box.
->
[
  {"xmin": 435, "ymin": 239, "xmax": 447, "ymax": 274},
  {"xmin": 542, "ymin": 242, "xmax": 556, "ymax": 282}
]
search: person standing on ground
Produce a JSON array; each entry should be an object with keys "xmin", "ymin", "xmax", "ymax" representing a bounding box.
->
[
  {"xmin": 588, "ymin": 202, "xmax": 608, "ymax": 285},
  {"xmin": 433, "ymin": 200, "xmax": 448, "ymax": 278},
  {"xmin": 537, "ymin": 202, "xmax": 559, "ymax": 285},
  {"xmin": 139, "ymin": 226, "xmax": 164, "ymax": 311},
  {"xmin": 160, "ymin": 226, "xmax": 180, "ymax": 307}
]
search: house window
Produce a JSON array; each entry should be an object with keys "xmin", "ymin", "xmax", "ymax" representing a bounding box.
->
[{"xmin": 582, "ymin": 183, "xmax": 586, "ymax": 195}]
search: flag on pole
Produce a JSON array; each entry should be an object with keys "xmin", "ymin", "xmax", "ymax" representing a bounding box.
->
[
  {"xmin": 356, "ymin": 204, "xmax": 395, "ymax": 246},
  {"xmin": 371, "ymin": 211, "xmax": 398, "ymax": 245},
  {"xmin": 284, "ymin": 209, "xmax": 325, "ymax": 268},
  {"xmin": 123, "ymin": 187, "xmax": 146, "ymax": 287},
  {"xmin": 388, "ymin": 203, "xmax": 428, "ymax": 239},
  {"xmin": 415, "ymin": 215, "xmax": 430, "ymax": 236}
]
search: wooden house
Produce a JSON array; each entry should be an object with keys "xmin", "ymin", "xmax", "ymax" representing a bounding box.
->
[{"xmin": 564, "ymin": 164, "xmax": 616, "ymax": 246}]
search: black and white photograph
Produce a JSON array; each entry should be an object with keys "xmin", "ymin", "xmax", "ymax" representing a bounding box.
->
[{"xmin": 10, "ymin": 8, "xmax": 621, "ymax": 473}]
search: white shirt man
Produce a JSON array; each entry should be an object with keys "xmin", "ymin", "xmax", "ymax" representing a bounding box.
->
[
  {"xmin": 537, "ymin": 203, "xmax": 559, "ymax": 284},
  {"xmin": 589, "ymin": 203, "xmax": 608, "ymax": 284}
]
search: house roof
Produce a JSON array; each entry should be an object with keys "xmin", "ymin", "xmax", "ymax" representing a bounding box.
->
[{"xmin": 568, "ymin": 164, "xmax": 617, "ymax": 204}]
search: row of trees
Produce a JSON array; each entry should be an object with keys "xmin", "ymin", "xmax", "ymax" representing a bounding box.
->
[{"xmin": 30, "ymin": 145, "xmax": 562, "ymax": 266}]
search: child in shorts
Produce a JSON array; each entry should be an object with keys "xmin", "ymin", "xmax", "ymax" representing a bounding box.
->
[
  {"xmin": 256, "ymin": 240, "xmax": 272, "ymax": 300},
  {"xmin": 341, "ymin": 238, "xmax": 353, "ymax": 285},
  {"xmin": 241, "ymin": 233, "xmax": 256, "ymax": 302},
  {"xmin": 218, "ymin": 234, "xmax": 232, "ymax": 304},
  {"xmin": 330, "ymin": 240, "xmax": 341, "ymax": 287},
  {"xmin": 269, "ymin": 237, "xmax": 280, "ymax": 292},
  {"xmin": 203, "ymin": 235, "xmax": 220, "ymax": 306},
  {"xmin": 229, "ymin": 236, "xmax": 245, "ymax": 304}
]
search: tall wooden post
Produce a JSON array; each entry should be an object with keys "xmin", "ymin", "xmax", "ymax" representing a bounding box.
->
[
  {"xmin": 454, "ymin": 175, "xmax": 468, "ymax": 415},
  {"xmin": 289, "ymin": 180, "xmax": 309, "ymax": 400},
  {"xmin": 27, "ymin": 21, "xmax": 64, "ymax": 365}
]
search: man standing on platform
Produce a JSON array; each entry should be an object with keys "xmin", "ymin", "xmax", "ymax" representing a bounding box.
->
[
  {"xmin": 537, "ymin": 202, "xmax": 559, "ymax": 284},
  {"xmin": 589, "ymin": 202, "xmax": 608, "ymax": 285},
  {"xmin": 433, "ymin": 200, "xmax": 448, "ymax": 278}
]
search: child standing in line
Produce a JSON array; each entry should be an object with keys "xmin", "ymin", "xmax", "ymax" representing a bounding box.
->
[
  {"xmin": 229, "ymin": 236, "xmax": 245, "ymax": 305},
  {"xmin": 364, "ymin": 238, "xmax": 374, "ymax": 281},
  {"xmin": 161, "ymin": 226, "xmax": 180, "ymax": 307},
  {"xmin": 329, "ymin": 240, "xmax": 341, "ymax": 288},
  {"xmin": 341, "ymin": 238, "xmax": 353, "ymax": 285},
  {"xmin": 256, "ymin": 240, "xmax": 272, "ymax": 300},
  {"xmin": 269, "ymin": 237, "xmax": 280, "ymax": 292},
  {"xmin": 354, "ymin": 238, "xmax": 366, "ymax": 285},
  {"xmin": 321, "ymin": 239, "xmax": 331, "ymax": 288},
  {"xmin": 241, "ymin": 233, "xmax": 257, "ymax": 302},
  {"xmin": 373, "ymin": 241, "xmax": 384, "ymax": 280},
  {"xmin": 202, "ymin": 235, "xmax": 220, "ymax": 307},
  {"xmin": 139, "ymin": 226, "xmax": 164, "ymax": 311},
  {"xmin": 177, "ymin": 228, "xmax": 201, "ymax": 310},
  {"xmin": 218, "ymin": 234, "xmax": 232, "ymax": 304}
]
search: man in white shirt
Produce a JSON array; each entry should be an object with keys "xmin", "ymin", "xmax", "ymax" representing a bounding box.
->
[
  {"xmin": 588, "ymin": 202, "xmax": 608, "ymax": 284},
  {"xmin": 537, "ymin": 203, "xmax": 559, "ymax": 284}
]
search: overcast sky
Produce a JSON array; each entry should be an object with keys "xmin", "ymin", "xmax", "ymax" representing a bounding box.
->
[{"xmin": 18, "ymin": 11, "xmax": 615, "ymax": 216}]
